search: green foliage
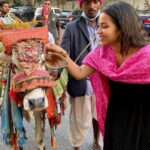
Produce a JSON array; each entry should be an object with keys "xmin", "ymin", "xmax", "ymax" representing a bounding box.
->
[
  {"xmin": 34, "ymin": 0, "xmax": 44, "ymax": 7},
  {"xmin": 11, "ymin": 0, "xmax": 22, "ymax": 7}
]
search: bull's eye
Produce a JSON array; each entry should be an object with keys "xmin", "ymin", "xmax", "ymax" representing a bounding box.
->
[
  {"xmin": 41, "ymin": 98, "xmax": 45, "ymax": 103},
  {"xmin": 29, "ymin": 100, "xmax": 34, "ymax": 107}
]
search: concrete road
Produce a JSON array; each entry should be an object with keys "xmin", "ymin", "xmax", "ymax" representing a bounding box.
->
[{"xmin": 0, "ymin": 96, "xmax": 103, "ymax": 150}]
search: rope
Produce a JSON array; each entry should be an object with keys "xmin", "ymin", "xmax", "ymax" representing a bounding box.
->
[{"xmin": 75, "ymin": 35, "xmax": 97, "ymax": 63}]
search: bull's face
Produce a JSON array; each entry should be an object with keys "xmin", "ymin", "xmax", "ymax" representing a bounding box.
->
[
  {"xmin": 11, "ymin": 39, "xmax": 66, "ymax": 112},
  {"xmin": 11, "ymin": 39, "xmax": 49, "ymax": 111},
  {"xmin": 23, "ymin": 88, "xmax": 48, "ymax": 111},
  {"xmin": 12, "ymin": 39, "xmax": 43, "ymax": 76}
]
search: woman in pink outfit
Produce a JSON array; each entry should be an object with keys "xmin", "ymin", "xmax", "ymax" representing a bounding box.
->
[{"xmin": 46, "ymin": 1, "xmax": 150, "ymax": 150}]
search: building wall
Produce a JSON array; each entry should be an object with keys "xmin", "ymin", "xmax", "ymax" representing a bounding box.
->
[
  {"xmin": 52, "ymin": 1, "xmax": 78, "ymax": 10},
  {"xmin": 20, "ymin": 0, "xmax": 147, "ymax": 10},
  {"xmin": 57, "ymin": 0, "xmax": 146, "ymax": 10},
  {"xmin": 121, "ymin": 0, "xmax": 146, "ymax": 10}
]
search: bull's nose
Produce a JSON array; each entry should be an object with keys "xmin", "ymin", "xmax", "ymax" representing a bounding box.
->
[
  {"xmin": 38, "ymin": 98, "xmax": 45, "ymax": 103},
  {"xmin": 28, "ymin": 98, "xmax": 45, "ymax": 110}
]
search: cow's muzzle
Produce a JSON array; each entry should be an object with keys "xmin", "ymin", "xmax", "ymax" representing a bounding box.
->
[
  {"xmin": 28, "ymin": 97, "xmax": 45, "ymax": 111},
  {"xmin": 23, "ymin": 88, "xmax": 48, "ymax": 111}
]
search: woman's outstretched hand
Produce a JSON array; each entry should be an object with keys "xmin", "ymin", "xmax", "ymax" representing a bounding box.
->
[{"xmin": 45, "ymin": 43, "xmax": 68, "ymax": 57}]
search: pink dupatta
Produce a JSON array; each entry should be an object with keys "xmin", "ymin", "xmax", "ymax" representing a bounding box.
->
[{"xmin": 83, "ymin": 45, "xmax": 150, "ymax": 137}]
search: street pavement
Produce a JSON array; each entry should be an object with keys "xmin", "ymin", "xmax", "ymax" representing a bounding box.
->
[{"xmin": 0, "ymin": 95, "xmax": 103, "ymax": 150}]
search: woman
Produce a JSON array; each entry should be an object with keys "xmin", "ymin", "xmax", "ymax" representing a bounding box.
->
[{"xmin": 46, "ymin": 1, "xmax": 150, "ymax": 150}]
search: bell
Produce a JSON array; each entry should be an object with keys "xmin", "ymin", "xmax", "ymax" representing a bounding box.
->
[
  {"xmin": 45, "ymin": 52, "xmax": 68, "ymax": 69},
  {"xmin": 45, "ymin": 53, "xmax": 68, "ymax": 80}
]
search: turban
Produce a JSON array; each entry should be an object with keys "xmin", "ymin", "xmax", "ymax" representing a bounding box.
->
[{"xmin": 77, "ymin": 0, "xmax": 104, "ymax": 6}]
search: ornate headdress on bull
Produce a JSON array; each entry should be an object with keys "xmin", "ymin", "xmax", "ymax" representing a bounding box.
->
[{"xmin": 0, "ymin": 26, "xmax": 68, "ymax": 150}]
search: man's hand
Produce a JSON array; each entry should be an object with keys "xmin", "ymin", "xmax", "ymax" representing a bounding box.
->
[{"xmin": 56, "ymin": 40, "xmax": 61, "ymax": 46}]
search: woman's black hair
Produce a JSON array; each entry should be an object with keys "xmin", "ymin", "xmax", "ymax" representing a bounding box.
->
[{"xmin": 101, "ymin": 1, "xmax": 150, "ymax": 55}]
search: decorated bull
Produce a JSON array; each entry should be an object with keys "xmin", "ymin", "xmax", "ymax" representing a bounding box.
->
[{"xmin": 0, "ymin": 26, "xmax": 68, "ymax": 150}]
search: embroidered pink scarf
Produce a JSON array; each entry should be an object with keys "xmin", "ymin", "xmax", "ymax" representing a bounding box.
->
[{"xmin": 83, "ymin": 45, "xmax": 150, "ymax": 137}]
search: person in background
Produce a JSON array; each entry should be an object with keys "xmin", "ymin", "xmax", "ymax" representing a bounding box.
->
[
  {"xmin": 36, "ymin": 15, "xmax": 55, "ymax": 44},
  {"xmin": 46, "ymin": 1, "xmax": 150, "ymax": 150},
  {"xmin": 61, "ymin": 0, "xmax": 103, "ymax": 150},
  {"xmin": 0, "ymin": 1, "xmax": 9, "ymax": 23},
  {"xmin": 42, "ymin": 0, "xmax": 62, "ymax": 45}
]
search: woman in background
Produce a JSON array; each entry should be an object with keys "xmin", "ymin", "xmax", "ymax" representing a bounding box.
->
[{"xmin": 36, "ymin": 15, "xmax": 55, "ymax": 44}]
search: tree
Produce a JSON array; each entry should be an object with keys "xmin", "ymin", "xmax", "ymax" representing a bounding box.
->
[
  {"xmin": 56, "ymin": 0, "xmax": 60, "ymax": 8},
  {"xmin": 11, "ymin": 0, "xmax": 21, "ymax": 7},
  {"xmin": 26, "ymin": 0, "xmax": 34, "ymax": 6},
  {"xmin": 144, "ymin": 0, "xmax": 150, "ymax": 9}
]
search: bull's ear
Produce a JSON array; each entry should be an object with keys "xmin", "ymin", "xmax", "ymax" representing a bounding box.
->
[{"xmin": 45, "ymin": 52, "xmax": 68, "ymax": 70}]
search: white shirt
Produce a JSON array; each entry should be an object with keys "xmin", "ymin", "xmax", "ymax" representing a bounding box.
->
[{"xmin": 48, "ymin": 32, "xmax": 55, "ymax": 44}]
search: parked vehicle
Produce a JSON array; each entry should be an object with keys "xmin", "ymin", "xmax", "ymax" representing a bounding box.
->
[
  {"xmin": 138, "ymin": 10, "xmax": 150, "ymax": 34},
  {"xmin": 9, "ymin": 6, "xmax": 35, "ymax": 22},
  {"xmin": 34, "ymin": 7, "xmax": 62, "ymax": 19},
  {"xmin": 58, "ymin": 10, "xmax": 71, "ymax": 28},
  {"xmin": 59, "ymin": 9, "xmax": 82, "ymax": 28},
  {"xmin": 52, "ymin": 7, "xmax": 62, "ymax": 16}
]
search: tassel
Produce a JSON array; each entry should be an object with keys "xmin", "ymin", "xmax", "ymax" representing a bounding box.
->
[
  {"xmin": 10, "ymin": 132, "xmax": 19, "ymax": 150},
  {"xmin": 12, "ymin": 144, "xmax": 19, "ymax": 150},
  {"xmin": 46, "ymin": 89, "xmax": 55, "ymax": 119},
  {"xmin": 50, "ymin": 127, "xmax": 57, "ymax": 148},
  {"xmin": 51, "ymin": 136, "xmax": 56, "ymax": 148}
]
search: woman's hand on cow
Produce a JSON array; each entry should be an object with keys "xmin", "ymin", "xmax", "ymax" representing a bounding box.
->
[{"xmin": 45, "ymin": 43, "xmax": 68, "ymax": 57}]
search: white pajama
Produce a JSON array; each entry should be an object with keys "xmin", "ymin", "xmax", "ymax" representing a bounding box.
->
[{"xmin": 69, "ymin": 95, "xmax": 97, "ymax": 147}]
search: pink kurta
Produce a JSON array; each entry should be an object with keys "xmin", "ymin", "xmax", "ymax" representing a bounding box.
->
[{"xmin": 83, "ymin": 45, "xmax": 150, "ymax": 137}]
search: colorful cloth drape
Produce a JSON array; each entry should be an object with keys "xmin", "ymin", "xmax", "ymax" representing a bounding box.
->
[{"xmin": 1, "ymin": 64, "xmax": 26, "ymax": 148}]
